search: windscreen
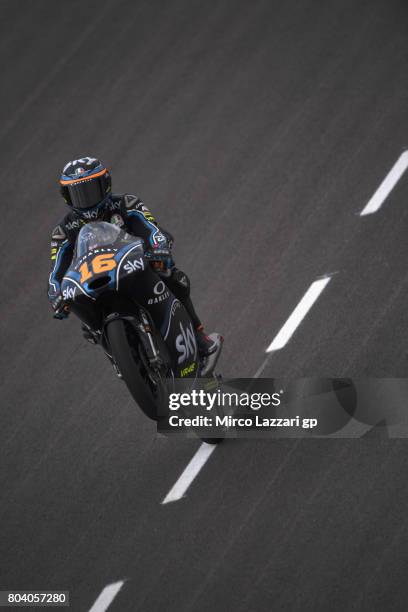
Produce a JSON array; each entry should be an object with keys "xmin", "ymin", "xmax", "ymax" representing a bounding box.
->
[{"xmin": 75, "ymin": 222, "xmax": 126, "ymax": 258}]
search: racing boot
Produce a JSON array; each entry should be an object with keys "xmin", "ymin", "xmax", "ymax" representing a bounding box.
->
[
  {"xmin": 196, "ymin": 326, "xmax": 224, "ymax": 377},
  {"xmin": 81, "ymin": 323, "xmax": 100, "ymax": 345},
  {"xmin": 81, "ymin": 324, "xmax": 122, "ymax": 378},
  {"xmin": 195, "ymin": 325, "xmax": 219, "ymax": 356}
]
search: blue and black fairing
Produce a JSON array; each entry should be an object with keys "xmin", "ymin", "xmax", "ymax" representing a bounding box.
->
[
  {"xmin": 61, "ymin": 222, "xmax": 198, "ymax": 378},
  {"xmin": 61, "ymin": 222, "xmax": 145, "ymax": 300}
]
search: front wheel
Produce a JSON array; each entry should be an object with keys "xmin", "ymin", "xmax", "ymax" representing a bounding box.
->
[{"xmin": 106, "ymin": 318, "xmax": 165, "ymax": 421}]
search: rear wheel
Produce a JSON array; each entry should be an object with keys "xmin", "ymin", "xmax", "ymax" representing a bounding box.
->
[{"xmin": 106, "ymin": 318, "xmax": 166, "ymax": 421}]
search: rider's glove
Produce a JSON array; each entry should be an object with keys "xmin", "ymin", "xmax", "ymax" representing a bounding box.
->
[
  {"xmin": 145, "ymin": 246, "xmax": 174, "ymax": 271},
  {"xmin": 51, "ymin": 294, "xmax": 70, "ymax": 319}
]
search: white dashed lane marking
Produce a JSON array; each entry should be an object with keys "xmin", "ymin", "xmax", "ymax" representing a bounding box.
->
[
  {"xmin": 266, "ymin": 276, "xmax": 332, "ymax": 352},
  {"xmin": 88, "ymin": 581, "xmax": 125, "ymax": 612},
  {"xmin": 360, "ymin": 151, "xmax": 408, "ymax": 216},
  {"xmin": 162, "ymin": 442, "xmax": 217, "ymax": 504}
]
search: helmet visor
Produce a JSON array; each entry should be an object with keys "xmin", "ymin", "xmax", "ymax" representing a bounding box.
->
[{"xmin": 64, "ymin": 175, "xmax": 107, "ymax": 209}]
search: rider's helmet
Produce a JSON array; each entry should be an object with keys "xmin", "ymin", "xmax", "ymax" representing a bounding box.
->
[{"xmin": 59, "ymin": 157, "xmax": 112, "ymax": 219}]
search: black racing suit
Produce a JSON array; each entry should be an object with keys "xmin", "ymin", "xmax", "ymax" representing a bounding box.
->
[{"xmin": 47, "ymin": 193, "xmax": 202, "ymax": 329}]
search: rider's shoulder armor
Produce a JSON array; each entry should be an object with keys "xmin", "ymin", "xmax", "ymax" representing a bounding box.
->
[
  {"xmin": 115, "ymin": 193, "xmax": 155, "ymax": 221},
  {"xmin": 114, "ymin": 193, "xmax": 174, "ymax": 247},
  {"xmin": 51, "ymin": 211, "xmax": 82, "ymax": 244},
  {"xmin": 51, "ymin": 224, "xmax": 67, "ymax": 242},
  {"xmin": 123, "ymin": 194, "xmax": 158, "ymax": 223},
  {"xmin": 117, "ymin": 193, "xmax": 143, "ymax": 211}
]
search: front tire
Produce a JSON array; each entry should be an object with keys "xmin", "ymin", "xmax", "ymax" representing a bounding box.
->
[{"xmin": 106, "ymin": 318, "xmax": 163, "ymax": 421}]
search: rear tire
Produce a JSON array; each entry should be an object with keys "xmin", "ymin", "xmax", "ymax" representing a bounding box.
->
[{"xmin": 106, "ymin": 318, "xmax": 163, "ymax": 421}]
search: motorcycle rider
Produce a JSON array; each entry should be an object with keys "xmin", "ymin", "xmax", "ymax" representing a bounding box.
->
[{"xmin": 48, "ymin": 156, "xmax": 218, "ymax": 356}]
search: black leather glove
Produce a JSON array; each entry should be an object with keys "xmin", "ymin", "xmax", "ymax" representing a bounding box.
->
[
  {"xmin": 145, "ymin": 246, "xmax": 174, "ymax": 270},
  {"xmin": 51, "ymin": 295, "xmax": 70, "ymax": 319}
]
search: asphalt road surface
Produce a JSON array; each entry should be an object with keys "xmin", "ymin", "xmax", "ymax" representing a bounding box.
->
[{"xmin": 2, "ymin": 0, "xmax": 408, "ymax": 610}]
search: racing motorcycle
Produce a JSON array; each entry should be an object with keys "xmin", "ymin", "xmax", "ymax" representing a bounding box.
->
[{"xmin": 60, "ymin": 222, "xmax": 223, "ymax": 434}]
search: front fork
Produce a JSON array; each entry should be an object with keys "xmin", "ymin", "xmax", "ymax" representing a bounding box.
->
[{"xmin": 102, "ymin": 309, "xmax": 163, "ymax": 370}]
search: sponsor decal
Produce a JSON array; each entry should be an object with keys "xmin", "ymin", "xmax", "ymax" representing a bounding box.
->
[
  {"xmin": 148, "ymin": 292, "xmax": 169, "ymax": 304},
  {"xmin": 62, "ymin": 286, "xmax": 76, "ymax": 300},
  {"xmin": 180, "ymin": 362, "xmax": 196, "ymax": 377},
  {"xmin": 154, "ymin": 232, "xmax": 167, "ymax": 244},
  {"xmin": 66, "ymin": 219, "xmax": 84, "ymax": 231},
  {"xmin": 124, "ymin": 257, "xmax": 145, "ymax": 273},
  {"xmin": 82, "ymin": 209, "xmax": 99, "ymax": 220},
  {"xmin": 176, "ymin": 321, "xmax": 197, "ymax": 364},
  {"xmin": 51, "ymin": 225, "xmax": 67, "ymax": 239},
  {"xmin": 154, "ymin": 280, "xmax": 166, "ymax": 295},
  {"xmin": 148, "ymin": 280, "xmax": 170, "ymax": 304},
  {"xmin": 125, "ymin": 194, "xmax": 139, "ymax": 209},
  {"xmin": 108, "ymin": 200, "xmax": 121, "ymax": 211}
]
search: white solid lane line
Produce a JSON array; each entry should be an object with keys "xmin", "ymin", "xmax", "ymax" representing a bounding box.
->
[
  {"xmin": 266, "ymin": 276, "xmax": 332, "ymax": 352},
  {"xmin": 360, "ymin": 151, "xmax": 408, "ymax": 216},
  {"xmin": 162, "ymin": 442, "xmax": 217, "ymax": 504},
  {"xmin": 88, "ymin": 581, "xmax": 125, "ymax": 612}
]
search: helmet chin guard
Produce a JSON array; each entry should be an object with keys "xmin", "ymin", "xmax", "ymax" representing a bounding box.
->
[{"xmin": 72, "ymin": 195, "xmax": 112, "ymax": 220}]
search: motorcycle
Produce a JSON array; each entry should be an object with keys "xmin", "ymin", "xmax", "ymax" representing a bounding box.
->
[{"xmin": 60, "ymin": 222, "xmax": 223, "ymax": 439}]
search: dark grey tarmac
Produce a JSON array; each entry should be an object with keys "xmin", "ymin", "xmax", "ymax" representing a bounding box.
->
[{"xmin": 2, "ymin": 1, "xmax": 408, "ymax": 609}]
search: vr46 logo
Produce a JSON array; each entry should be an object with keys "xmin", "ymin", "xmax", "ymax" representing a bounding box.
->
[{"xmin": 176, "ymin": 322, "xmax": 197, "ymax": 364}]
